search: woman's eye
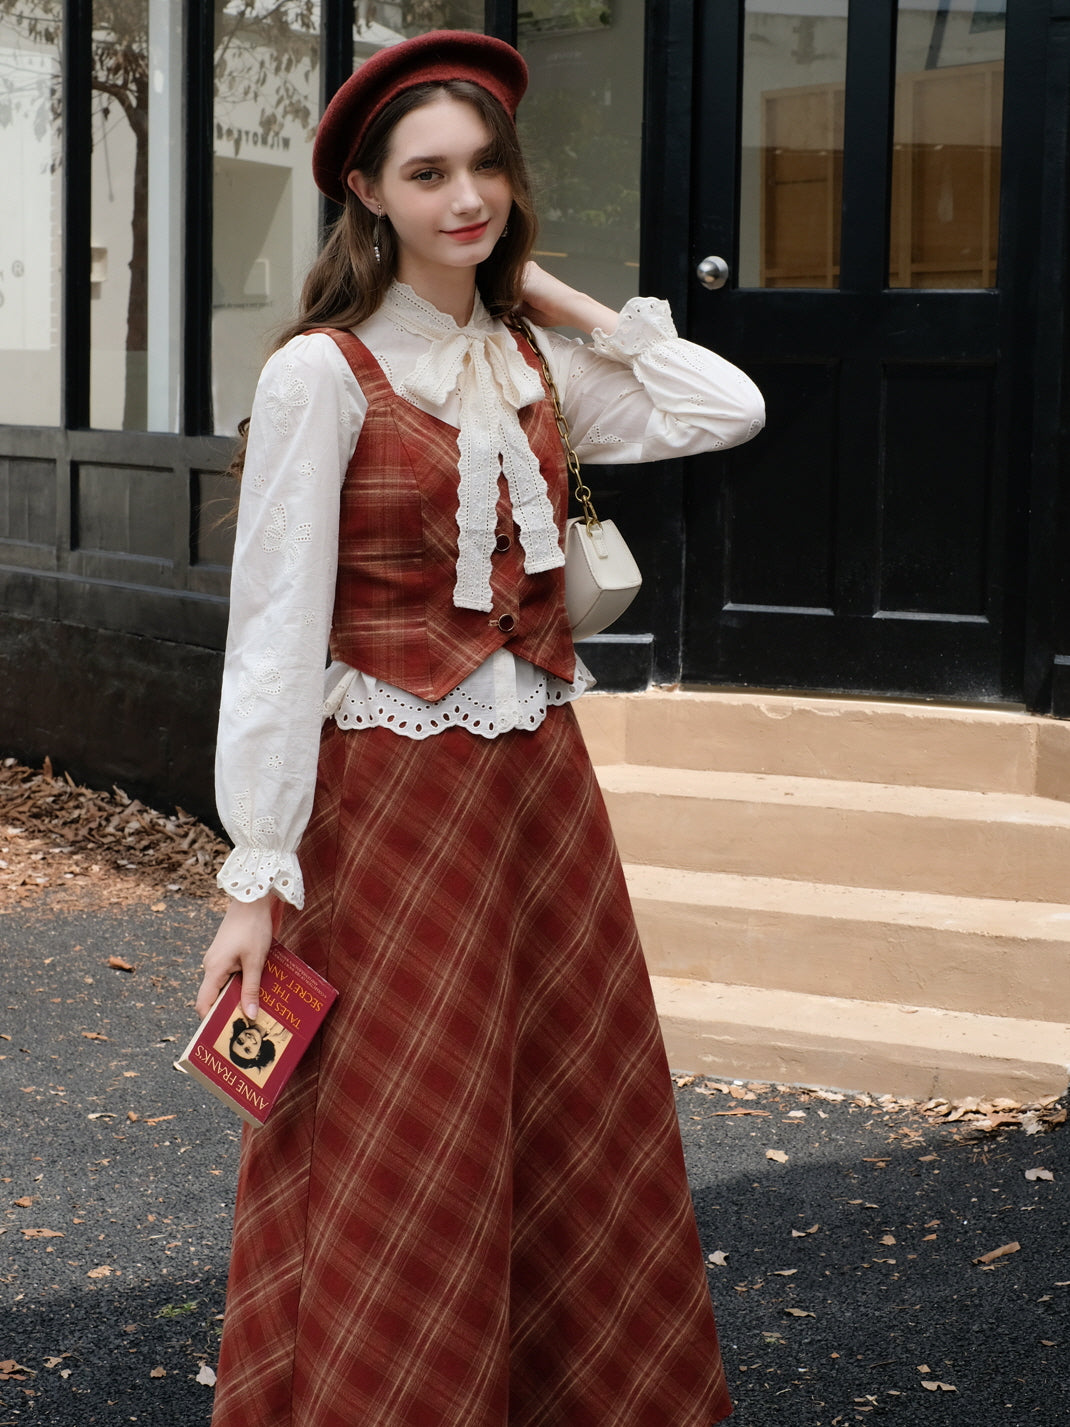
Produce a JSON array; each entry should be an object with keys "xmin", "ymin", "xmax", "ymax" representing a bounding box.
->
[{"xmin": 412, "ymin": 169, "xmax": 439, "ymax": 182}]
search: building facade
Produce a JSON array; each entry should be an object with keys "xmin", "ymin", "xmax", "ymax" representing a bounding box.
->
[{"xmin": 1, "ymin": 0, "xmax": 1069, "ymax": 820}]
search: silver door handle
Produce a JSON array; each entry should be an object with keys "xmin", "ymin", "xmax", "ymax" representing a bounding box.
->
[{"xmin": 696, "ymin": 255, "xmax": 730, "ymax": 290}]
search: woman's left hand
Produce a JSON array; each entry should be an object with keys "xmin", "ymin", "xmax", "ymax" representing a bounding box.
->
[{"xmin": 518, "ymin": 262, "xmax": 618, "ymax": 337}]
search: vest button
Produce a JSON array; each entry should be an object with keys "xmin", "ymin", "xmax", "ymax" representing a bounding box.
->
[
  {"xmin": 494, "ymin": 533, "xmax": 512, "ymax": 553},
  {"xmin": 494, "ymin": 613, "xmax": 516, "ymax": 633}
]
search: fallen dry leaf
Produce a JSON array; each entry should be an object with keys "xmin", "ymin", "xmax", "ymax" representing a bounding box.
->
[
  {"xmin": 1025, "ymin": 1168, "xmax": 1054, "ymax": 1182},
  {"xmin": 921, "ymin": 1381, "xmax": 957, "ymax": 1392},
  {"xmin": 13, "ymin": 1196, "xmax": 33, "ymax": 1207},
  {"xmin": 707, "ymin": 1250, "xmax": 729, "ymax": 1266},
  {"xmin": 87, "ymin": 1265, "xmax": 115, "ymax": 1278},
  {"xmin": 43, "ymin": 1356, "xmax": 69, "ymax": 1369},
  {"xmin": 974, "ymin": 1241, "xmax": 1021, "ymax": 1265},
  {"xmin": 81, "ymin": 1031, "xmax": 108, "ymax": 1042},
  {"xmin": 196, "ymin": 1364, "xmax": 217, "ymax": 1386},
  {"xmin": 0, "ymin": 1360, "xmax": 33, "ymax": 1381},
  {"xmin": 766, "ymin": 1149, "xmax": 789, "ymax": 1164},
  {"xmin": 0, "ymin": 758, "xmax": 226, "ymax": 903},
  {"xmin": 784, "ymin": 1308, "xmax": 815, "ymax": 1318},
  {"xmin": 791, "ymin": 1225, "xmax": 820, "ymax": 1237},
  {"xmin": 710, "ymin": 1108, "xmax": 770, "ymax": 1118},
  {"xmin": 107, "ymin": 956, "xmax": 135, "ymax": 972},
  {"xmin": 21, "ymin": 1227, "xmax": 64, "ymax": 1239},
  {"xmin": 150, "ymin": 1366, "xmax": 167, "ymax": 1378},
  {"xmin": 772, "ymin": 1269, "xmax": 798, "ymax": 1276},
  {"xmin": 879, "ymin": 1234, "xmax": 896, "ymax": 1246}
]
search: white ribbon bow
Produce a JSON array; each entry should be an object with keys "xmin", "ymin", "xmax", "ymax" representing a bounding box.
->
[{"xmin": 385, "ymin": 283, "xmax": 564, "ymax": 613}]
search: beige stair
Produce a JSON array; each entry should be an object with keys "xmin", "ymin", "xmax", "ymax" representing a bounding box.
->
[{"xmin": 575, "ymin": 690, "xmax": 1070, "ymax": 1100}]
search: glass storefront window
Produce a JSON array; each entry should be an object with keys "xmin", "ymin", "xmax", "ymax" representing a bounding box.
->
[
  {"xmin": 518, "ymin": 0, "xmax": 642, "ymax": 317},
  {"xmin": 379, "ymin": 1, "xmax": 482, "ymax": 37},
  {"xmin": 889, "ymin": 1, "xmax": 1004, "ymax": 290},
  {"xmin": 0, "ymin": 13, "xmax": 62, "ymax": 424},
  {"xmin": 739, "ymin": 1, "xmax": 849, "ymax": 290},
  {"xmin": 88, "ymin": 0, "xmax": 183, "ymax": 431},
  {"xmin": 212, "ymin": 1, "xmax": 322, "ymax": 438}
]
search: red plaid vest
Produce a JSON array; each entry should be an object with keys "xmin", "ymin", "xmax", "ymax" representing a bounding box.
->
[{"xmin": 319, "ymin": 328, "xmax": 577, "ymax": 703}]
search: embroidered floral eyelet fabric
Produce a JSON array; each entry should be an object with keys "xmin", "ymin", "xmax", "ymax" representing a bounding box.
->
[
  {"xmin": 327, "ymin": 653, "xmax": 594, "ymax": 741},
  {"xmin": 215, "ymin": 288, "xmax": 766, "ymax": 907}
]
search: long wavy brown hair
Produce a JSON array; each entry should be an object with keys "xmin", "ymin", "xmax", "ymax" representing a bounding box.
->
[{"xmin": 227, "ymin": 79, "xmax": 538, "ymax": 479}]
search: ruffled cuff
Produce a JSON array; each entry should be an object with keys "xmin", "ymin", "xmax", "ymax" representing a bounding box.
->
[
  {"xmin": 591, "ymin": 296, "xmax": 678, "ymax": 361},
  {"xmin": 216, "ymin": 846, "xmax": 305, "ymax": 909}
]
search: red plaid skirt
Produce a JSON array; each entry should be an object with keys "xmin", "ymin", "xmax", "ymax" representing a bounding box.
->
[{"xmin": 211, "ymin": 708, "xmax": 730, "ymax": 1427}]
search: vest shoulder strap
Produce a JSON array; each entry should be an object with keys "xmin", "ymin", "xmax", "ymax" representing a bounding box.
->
[{"xmin": 308, "ymin": 327, "xmax": 394, "ymax": 405}]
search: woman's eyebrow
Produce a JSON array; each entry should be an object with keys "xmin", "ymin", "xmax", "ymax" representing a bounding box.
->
[{"xmin": 400, "ymin": 143, "xmax": 496, "ymax": 169}]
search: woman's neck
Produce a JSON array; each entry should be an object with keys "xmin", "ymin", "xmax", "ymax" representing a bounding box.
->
[{"xmin": 395, "ymin": 260, "xmax": 478, "ymax": 327}]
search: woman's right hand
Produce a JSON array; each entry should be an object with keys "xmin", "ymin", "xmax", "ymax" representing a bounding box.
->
[{"xmin": 196, "ymin": 896, "xmax": 275, "ymax": 1020}]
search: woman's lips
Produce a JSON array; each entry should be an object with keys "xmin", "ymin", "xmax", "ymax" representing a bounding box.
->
[{"xmin": 443, "ymin": 221, "xmax": 490, "ymax": 242}]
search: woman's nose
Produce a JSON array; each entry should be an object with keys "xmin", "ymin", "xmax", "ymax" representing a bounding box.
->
[{"xmin": 451, "ymin": 172, "xmax": 481, "ymax": 211}]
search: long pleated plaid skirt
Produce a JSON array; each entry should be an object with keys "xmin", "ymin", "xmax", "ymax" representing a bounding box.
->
[{"xmin": 211, "ymin": 707, "xmax": 731, "ymax": 1427}]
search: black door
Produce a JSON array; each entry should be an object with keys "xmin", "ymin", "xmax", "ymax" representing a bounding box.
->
[{"xmin": 674, "ymin": 0, "xmax": 1047, "ymax": 703}]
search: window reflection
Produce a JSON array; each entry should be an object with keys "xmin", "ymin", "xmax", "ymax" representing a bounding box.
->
[
  {"xmin": 739, "ymin": 3, "xmax": 848, "ymax": 290},
  {"xmin": 519, "ymin": 0, "xmax": 642, "ymax": 316},
  {"xmin": 0, "ymin": 13, "xmax": 62, "ymax": 424},
  {"xmin": 889, "ymin": 1, "xmax": 1004, "ymax": 290},
  {"xmin": 88, "ymin": 0, "xmax": 184, "ymax": 431},
  {"xmin": 212, "ymin": 2, "xmax": 322, "ymax": 437},
  {"xmin": 381, "ymin": 1, "xmax": 482, "ymax": 33}
]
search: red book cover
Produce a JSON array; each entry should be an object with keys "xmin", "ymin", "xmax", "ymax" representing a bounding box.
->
[{"xmin": 175, "ymin": 939, "xmax": 338, "ymax": 1126}]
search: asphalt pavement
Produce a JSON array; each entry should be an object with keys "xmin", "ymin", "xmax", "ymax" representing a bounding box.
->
[{"xmin": 1, "ymin": 896, "xmax": 1068, "ymax": 1426}]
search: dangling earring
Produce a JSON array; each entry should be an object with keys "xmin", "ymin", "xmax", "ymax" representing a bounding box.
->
[
  {"xmin": 373, "ymin": 204, "xmax": 382, "ymax": 265},
  {"xmin": 502, "ymin": 222, "xmax": 510, "ymax": 237}
]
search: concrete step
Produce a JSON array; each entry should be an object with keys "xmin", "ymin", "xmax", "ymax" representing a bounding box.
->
[
  {"xmin": 577, "ymin": 689, "xmax": 1070, "ymax": 798},
  {"xmin": 651, "ymin": 976, "xmax": 1070, "ymax": 1102},
  {"xmin": 601, "ymin": 763, "xmax": 1070, "ymax": 903},
  {"xmin": 627, "ymin": 865, "xmax": 1070, "ymax": 1023}
]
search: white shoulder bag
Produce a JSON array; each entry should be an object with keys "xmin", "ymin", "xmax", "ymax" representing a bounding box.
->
[{"xmin": 510, "ymin": 317, "xmax": 642, "ymax": 642}]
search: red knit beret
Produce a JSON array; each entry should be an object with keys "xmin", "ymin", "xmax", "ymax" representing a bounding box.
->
[{"xmin": 312, "ymin": 30, "xmax": 528, "ymax": 204}]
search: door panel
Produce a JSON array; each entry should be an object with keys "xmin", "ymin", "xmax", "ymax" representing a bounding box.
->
[{"xmin": 879, "ymin": 363, "xmax": 995, "ymax": 616}]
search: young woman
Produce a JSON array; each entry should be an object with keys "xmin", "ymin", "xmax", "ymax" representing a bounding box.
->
[{"xmin": 196, "ymin": 30, "xmax": 764, "ymax": 1427}]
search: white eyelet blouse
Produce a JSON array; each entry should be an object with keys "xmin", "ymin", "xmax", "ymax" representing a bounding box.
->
[{"xmin": 216, "ymin": 286, "xmax": 765, "ymax": 907}]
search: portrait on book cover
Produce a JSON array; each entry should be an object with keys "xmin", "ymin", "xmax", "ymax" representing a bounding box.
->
[{"xmin": 214, "ymin": 1011, "xmax": 293, "ymax": 1088}]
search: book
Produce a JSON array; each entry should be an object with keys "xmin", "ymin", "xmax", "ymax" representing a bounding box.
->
[{"xmin": 175, "ymin": 939, "xmax": 338, "ymax": 1126}]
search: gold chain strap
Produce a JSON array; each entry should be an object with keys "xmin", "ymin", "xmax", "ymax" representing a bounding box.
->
[{"xmin": 507, "ymin": 315, "xmax": 601, "ymax": 532}]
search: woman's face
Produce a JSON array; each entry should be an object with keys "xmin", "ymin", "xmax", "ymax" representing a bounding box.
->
[
  {"xmin": 234, "ymin": 1027, "xmax": 263, "ymax": 1059},
  {"xmin": 349, "ymin": 93, "xmax": 513, "ymax": 294}
]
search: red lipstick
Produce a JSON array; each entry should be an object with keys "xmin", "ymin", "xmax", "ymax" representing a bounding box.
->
[{"xmin": 444, "ymin": 221, "xmax": 490, "ymax": 242}]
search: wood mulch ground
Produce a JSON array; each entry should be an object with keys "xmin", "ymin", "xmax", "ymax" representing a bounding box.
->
[{"xmin": 0, "ymin": 757, "xmax": 227, "ymax": 916}]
